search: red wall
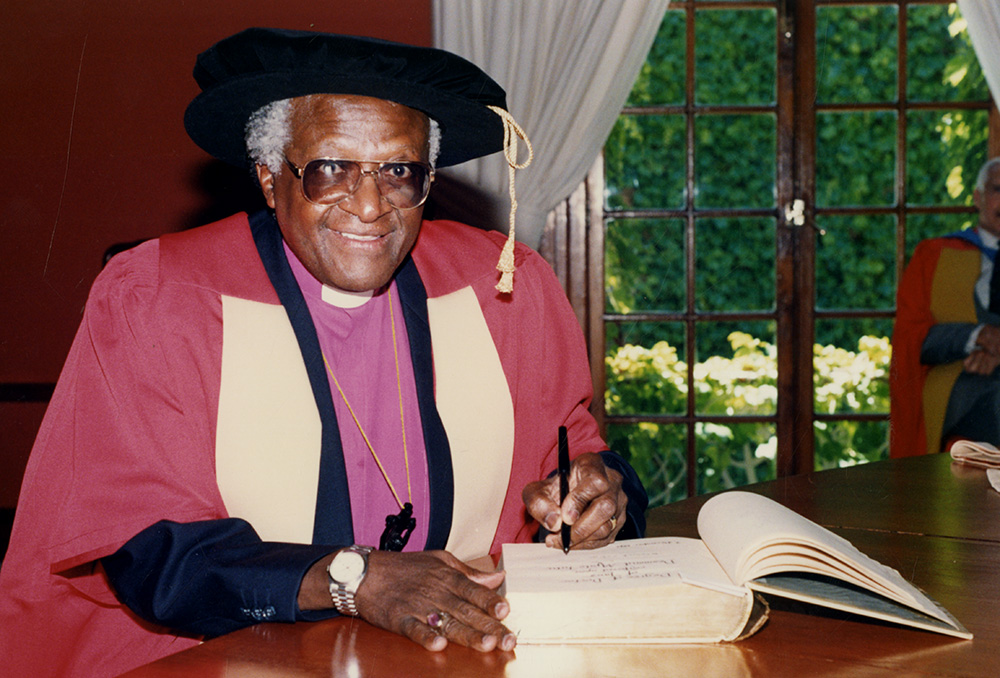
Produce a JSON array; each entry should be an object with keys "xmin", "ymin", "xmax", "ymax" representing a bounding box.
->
[{"xmin": 0, "ymin": 0, "xmax": 432, "ymax": 508}]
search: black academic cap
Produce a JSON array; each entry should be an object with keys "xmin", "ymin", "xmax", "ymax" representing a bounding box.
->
[{"xmin": 183, "ymin": 27, "xmax": 507, "ymax": 169}]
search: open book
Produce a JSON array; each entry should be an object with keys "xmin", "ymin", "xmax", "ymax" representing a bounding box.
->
[{"xmin": 500, "ymin": 491, "xmax": 971, "ymax": 644}]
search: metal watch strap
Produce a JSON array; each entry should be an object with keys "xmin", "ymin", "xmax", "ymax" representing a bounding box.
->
[
  {"xmin": 331, "ymin": 586, "xmax": 360, "ymax": 616},
  {"xmin": 327, "ymin": 545, "xmax": 373, "ymax": 616}
]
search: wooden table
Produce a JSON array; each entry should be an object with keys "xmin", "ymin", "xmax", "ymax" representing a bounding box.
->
[{"xmin": 122, "ymin": 454, "xmax": 1000, "ymax": 677}]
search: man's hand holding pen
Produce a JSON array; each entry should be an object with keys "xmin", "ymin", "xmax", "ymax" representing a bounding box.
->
[{"xmin": 521, "ymin": 450, "xmax": 628, "ymax": 552}]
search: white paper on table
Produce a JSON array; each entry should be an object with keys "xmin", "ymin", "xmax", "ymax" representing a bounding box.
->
[
  {"xmin": 950, "ymin": 440, "xmax": 1000, "ymax": 469},
  {"xmin": 987, "ymin": 469, "xmax": 1000, "ymax": 493}
]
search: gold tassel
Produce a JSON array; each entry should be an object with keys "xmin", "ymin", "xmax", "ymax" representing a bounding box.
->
[
  {"xmin": 496, "ymin": 234, "xmax": 516, "ymax": 293},
  {"xmin": 487, "ymin": 106, "xmax": 533, "ymax": 294}
]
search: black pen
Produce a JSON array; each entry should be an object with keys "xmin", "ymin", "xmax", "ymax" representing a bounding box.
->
[{"xmin": 558, "ymin": 425, "xmax": 571, "ymax": 554}]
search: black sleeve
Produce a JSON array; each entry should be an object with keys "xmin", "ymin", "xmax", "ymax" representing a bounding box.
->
[
  {"xmin": 600, "ymin": 450, "xmax": 648, "ymax": 539},
  {"xmin": 102, "ymin": 518, "xmax": 339, "ymax": 638},
  {"xmin": 920, "ymin": 322, "xmax": 977, "ymax": 364},
  {"xmin": 535, "ymin": 450, "xmax": 648, "ymax": 543}
]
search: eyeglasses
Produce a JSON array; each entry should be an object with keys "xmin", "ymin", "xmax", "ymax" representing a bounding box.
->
[{"xmin": 284, "ymin": 157, "xmax": 434, "ymax": 210}]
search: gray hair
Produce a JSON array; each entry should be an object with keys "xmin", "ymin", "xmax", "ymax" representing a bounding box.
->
[
  {"xmin": 245, "ymin": 99, "xmax": 293, "ymax": 174},
  {"xmin": 245, "ymin": 98, "xmax": 441, "ymax": 174},
  {"xmin": 975, "ymin": 157, "xmax": 1000, "ymax": 192}
]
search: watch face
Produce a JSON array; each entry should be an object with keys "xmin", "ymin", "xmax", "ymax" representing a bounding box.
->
[{"xmin": 329, "ymin": 550, "xmax": 366, "ymax": 582}]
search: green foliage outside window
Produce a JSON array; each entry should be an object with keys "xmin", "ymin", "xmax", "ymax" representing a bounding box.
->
[
  {"xmin": 603, "ymin": 4, "xmax": 987, "ymax": 503},
  {"xmin": 606, "ymin": 332, "xmax": 891, "ymax": 507}
]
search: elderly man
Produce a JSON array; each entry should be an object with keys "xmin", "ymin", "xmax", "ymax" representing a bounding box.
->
[
  {"xmin": 891, "ymin": 157, "xmax": 1000, "ymax": 456},
  {"xmin": 0, "ymin": 28, "xmax": 646, "ymax": 677}
]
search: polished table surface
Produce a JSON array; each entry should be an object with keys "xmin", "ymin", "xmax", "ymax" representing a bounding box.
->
[{"xmin": 122, "ymin": 454, "xmax": 1000, "ymax": 677}]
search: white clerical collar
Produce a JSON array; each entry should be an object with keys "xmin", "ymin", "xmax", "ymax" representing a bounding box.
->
[
  {"xmin": 281, "ymin": 239, "xmax": 377, "ymax": 309},
  {"xmin": 978, "ymin": 228, "xmax": 999, "ymax": 251},
  {"xmin": 320, "ymin": 284, "xmax": 375, "ymax": 308}
]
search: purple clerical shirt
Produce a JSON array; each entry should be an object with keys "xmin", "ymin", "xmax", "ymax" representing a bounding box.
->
[{"xmin": 284, "ymin": 242, "xmax": 430, "ymax": 550}]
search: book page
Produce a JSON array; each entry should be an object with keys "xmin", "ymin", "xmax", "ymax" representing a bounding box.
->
[
  {"xmin": 501, "ymin": 538, "xmax": 761, "ymax": 644},
  {"xmin": 695, "ymin": 491, "xmax": 950, "ymax": 623},
  {"xmin": 740, "ymin": 547, "xmax": 898, "ymax": 598},
  {"xmin": 750, "ymin": 575, "xmax": 972, "ymax": 640},
  {"xmin": 501, "ymin": 537, "xmax": 744, "ymax": 596}
]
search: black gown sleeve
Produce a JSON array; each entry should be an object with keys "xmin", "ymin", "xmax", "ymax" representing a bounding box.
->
[
  {"xmin": 920, "ymin": 322, "xmax": 978, "ymax": 365},
  {"xmin": 599, "ymin": 450, "xmax": 648, "ymax": 539},
  {"xmin": 102, "ymin": 518, "xmax": 339, "ymax": 638}
]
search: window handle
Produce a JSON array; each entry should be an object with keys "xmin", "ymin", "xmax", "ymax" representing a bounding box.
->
[
  {"xmin": 784, "ymin": 199, "xmax": 826, "ymax": 236},
  {"xmin": 784, "ymin": 199, "xmax": 806, "ymax": 226}
]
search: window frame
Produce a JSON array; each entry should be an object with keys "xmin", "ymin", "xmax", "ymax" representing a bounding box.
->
[{"xmin": 542, "ymin": 0, "xmax": 998, "ymax": 501}]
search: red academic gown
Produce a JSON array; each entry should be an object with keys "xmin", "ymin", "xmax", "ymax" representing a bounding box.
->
[
  {"xmin": 890, "ymin": 235, "xmax": 981, "ymax": 457},
  {"xmin": 0, "ymin": 213, "xmax": 640, "ymax": 677}
]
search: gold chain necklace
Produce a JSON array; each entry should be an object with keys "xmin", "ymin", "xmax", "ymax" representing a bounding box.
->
[{"xmin": 321, "ymin": 285, "xmax": 415, "ymax": 551}]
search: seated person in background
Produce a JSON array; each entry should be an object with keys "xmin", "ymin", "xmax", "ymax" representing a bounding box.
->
[
  {"xmin": 0, "ymin": 28, "xmax": 646, "ymax": 678},
  {"xmin": 891, "ymin": 157, "xmax": 1000, "ymax": 456}
]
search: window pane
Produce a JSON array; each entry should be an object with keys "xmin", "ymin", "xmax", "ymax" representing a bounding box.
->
[
  {"xmin": 905, "ymin": 212, "xmax": 977, "ymax": 261},
  {"xmin": 814, "ymin": 324, "xmax": 891, "ymax": 415},
  {"xmin": 608, "ymin": 320, "xmax": 686, "ymax": 355},
  {"xmin": 815, "ymin": 317, "xmax": 892, "ymax": 354},
  {"xmin": 627, "ymin": 11, "xmax": 685, "ymax": 106},
  {"xmin": 815, "ymin": 215, "xmax": 895, "ymax": 311},
  {"xmin": 695, "ymin": 217, "xmax": 775, "ymax": 311},
  {"xmin": 907, "ymin": 109, "xmax": 988, "ymax": 206},
  {"xmin": 816, "ymin": 4, "xmax": 897, "ymax": 103},
  {"xmin": 815, "ymin": 420, "xmax": 889, "ymax": 470},
  {"xmin": 695, "ymin": 9, "xmax": 776, "ymax": 106},
  {"xmin": 907, "ymin": 4, "xmax": 988, "ymax": 102},
  {"xmin": 697, "ymin": 422, "xmax": 776, "ymax": 495},
  {"xmin": 695, "ymin": 321, "xmax": 776, "ymax": 417},
  {"xmin": 605, "ymin": 114, "xmax": 685, "ymax": 210},
  {"xmin": 816, "ymin": 111, "xmax": 896, "ymax": 207},
  {"xmin": 605, "ymin": 322, "xmax": 686, "ymax": 417},
  {"xmin": 606, "ymin": 423, "xmax": 687, "ymax": 507},
  {"xmin": 606, "ymin": 218, "xmax": 685, "ymax": 314},
  {"xmin": 695, "ymin": 114, "xmax": 775, "ymax": 209}
]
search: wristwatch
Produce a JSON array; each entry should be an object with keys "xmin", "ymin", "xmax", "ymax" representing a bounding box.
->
[{"xmin": 326, "ymin": 545, "xmax": 374, "ymax": 616}]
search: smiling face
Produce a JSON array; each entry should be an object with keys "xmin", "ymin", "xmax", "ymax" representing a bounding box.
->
[
  {"xmin": 256, "ymin": 94, "xmax": 431, "ymax": 292},
  {"xmin": 974, "ymin": 164, "xmax": 1000, "ymax": 238}
]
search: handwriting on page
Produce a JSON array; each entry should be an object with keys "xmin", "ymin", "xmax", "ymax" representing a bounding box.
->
[
  {"xmin": 503, "ymin": 537, "xmax": 740, "ymax": 594},
  {"xmin": 516, "ymin": 538, "xmax": 714, "ymax": 589},
  {"xmin": 550, "ymin": 557, "xmax": 684, "ymax": 584}
]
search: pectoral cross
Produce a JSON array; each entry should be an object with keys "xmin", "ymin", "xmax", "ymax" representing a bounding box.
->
[{"xmin": 380, "ymin": 502, "xmax": 416, "ymax": 551}]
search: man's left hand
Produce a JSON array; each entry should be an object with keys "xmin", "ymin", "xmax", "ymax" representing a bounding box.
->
[{"xmin": 521, "ymin": 452, "xmax": 627, "ymax": 551}]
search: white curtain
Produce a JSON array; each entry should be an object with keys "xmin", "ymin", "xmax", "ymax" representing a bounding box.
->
[
  {"xmin": 958, "ymin": 0, "xmax": 1000, "ymax": 109},
  {"xmin": 433, "ymin": 0, "xmax": 670, "ymax": 248}
]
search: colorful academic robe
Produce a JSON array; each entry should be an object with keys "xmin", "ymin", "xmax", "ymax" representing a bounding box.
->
[
  {"xmin": 0, "ymin": 212, "xmax": 643, "ymax": 677},
  {"xmin": 890, "ymin": 235, "xmax": 982, "ymax": 456}
]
